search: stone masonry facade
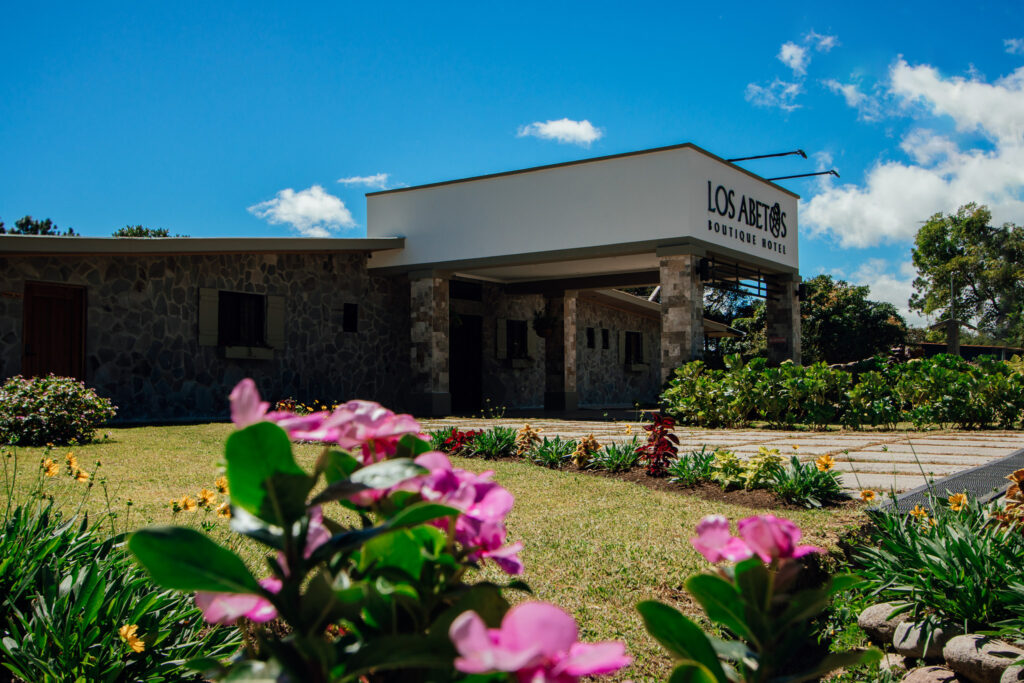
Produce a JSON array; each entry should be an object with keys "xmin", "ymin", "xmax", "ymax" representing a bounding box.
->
[
  {"xmin": 576, "ymin": 296, "xmax": 661, "ymax": 407},
  {"xmin": 0, "ymin": 252, "xmax": 410, "ymax": 421}
]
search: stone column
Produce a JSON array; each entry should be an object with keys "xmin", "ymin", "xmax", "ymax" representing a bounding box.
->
[
  {"xmin": 409, "ymin": 272, "xmax": 451, "ymax": 416},
  {"xmin": 658, "ymin": 250, "xmax": 704, "ymax": 382},
  {"xmin": 765, "ymin": 274, "xmax": 801, "ymax": 365},
  {"xmin": 543, "ymin": 290, "xmax": 578, "ymax": 411}
]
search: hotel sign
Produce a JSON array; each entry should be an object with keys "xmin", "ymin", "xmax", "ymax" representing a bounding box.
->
[{"xmin": 705, "ymin": 180, "xmax": 790, "ymax": 257}]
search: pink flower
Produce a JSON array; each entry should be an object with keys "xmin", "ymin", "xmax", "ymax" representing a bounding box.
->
[
  {"xmin": 737, "ymin": 515, "xmax": 821, "ymax": 563},
  {"xmin": 449, "ymin": 602, "xmax": 631, "ymax": 682},
  {"xmin": 229, "ymin": 379, "xmax": 269, "ymax": 428},
  {"xmin": 331, "ymin": 400, "xmax": 423, "ymax": 464},
  {"xmin": 195, "ymin": 577, "xmax": 281, "ymax": 624},
  {"xmin": 691, "ymin": 515, "xmax": 754, "ymax": 563}
]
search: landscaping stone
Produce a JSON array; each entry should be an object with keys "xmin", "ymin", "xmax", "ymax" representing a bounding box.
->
[
  {"xmin": 1001, "ymin": 665, "xmax": 1024, "ymax": 682},
  {"xmin": 902, "ymin": 666, "xmax": 969, "ymax": 682},
  {"xmin": 893, "ymin": 622, "xmax": 955, "ymax": 659},
  {"xmin": 942, "ymin": 635, "xmax": 1024, "ymax": 683},
  {"xmin": 859, "ymin": 602, "xmax": 913, "ymax": 645}
]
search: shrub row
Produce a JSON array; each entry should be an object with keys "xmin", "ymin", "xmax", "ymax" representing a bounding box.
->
[
  {"xmin": 428, "ymin": 424, "xmax": 846, "ymax": 508},
  {"xmin": 662, "ymin": 353, "xmax": 1024, "ymax": 430}
]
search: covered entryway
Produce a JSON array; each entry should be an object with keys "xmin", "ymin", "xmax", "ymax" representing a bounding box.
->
[{"xmin": 22, "ymin": 281, "xmax": 86, "ymax": 380}]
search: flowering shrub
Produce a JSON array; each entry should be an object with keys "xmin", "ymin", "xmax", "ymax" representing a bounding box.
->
[
  {"xmin": 441, "ymin": 426, "xmax": 484, "ymax": 456},
  {"xmin": 638, "ymin": 514, "xmax": 878, "ymax": 682},
  {"xmin": 636, "ymin": 412, "xmax": 679, "ymax": 477},
  {"xmin": 128, "ymin": 379, "xmax": 629, "ymax": 681},
  {"xmin": 769, "ymin": 455, "xmax": 845, "ymax": 508},
  {"xmin": 0, "ymin": 375, "xmax": 116, "ymax": 446}
]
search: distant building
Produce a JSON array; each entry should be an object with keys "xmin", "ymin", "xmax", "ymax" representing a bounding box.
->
[{"xmin": 0, "ymin": 143, "xmax": 801, "ymax": 420}]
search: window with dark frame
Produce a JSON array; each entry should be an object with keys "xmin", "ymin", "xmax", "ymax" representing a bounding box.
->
[
  {"xmin": 601, "ymin": 328, "xmax": 609, "ymax": 349},
  {"xmin": 624, "ymin": 331, "xmax": 644, "ymax": 365},
  {"xmin": 586, "ymin": 327, "xmax": 595, "ymax": 349},
  {"xmin": 218, "ymin": 291, "xmax": 266, "ymax": 347},
  {"xmin": 507, "ymin": 319, "xmax": 529, "ymax": 359},
  {"xmin": 342, "ymin": 303, "xmax": 358, "ymax": 332}
]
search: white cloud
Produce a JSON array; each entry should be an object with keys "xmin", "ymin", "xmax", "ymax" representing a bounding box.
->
[
  {"xmin": 848, "ymin": 259, "xmax": 929, "ymax": 326},
  {"xmin": 778, "ymin": 41, "xmax": 809, "ymax": 75},
  {"xmin": 805, "ymin": 30, "xmax": 839, "ymax": 52},
  {"xmin": 744, "ymin": 79, "xmax": 803, "ymax": 111},
  {"xmin": 802, "ymin": 59, "xmax": 1024, "ymax": 248},
  {"xmin": 1006, "ymin": 38, "xmax": 1024, "ymax": 55},
  {"xmin": 337, "ymin": 173, "xmax": 391, "ymax": 190},
  {"xmin": 516, "ymin": 118, "xmax": 603, "ymax": 146},
  {"xmin": 248, "ymin": 185, "xmax": 356, "ymax": 237},
  {"xmin": 822, "ymin": 78, "xmax": 882, "ymax": 121}
]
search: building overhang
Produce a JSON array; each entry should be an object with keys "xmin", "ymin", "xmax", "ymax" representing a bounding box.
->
[{"xmin": 0, "ymin": 235, "xmax": 406, "ymax": 256}]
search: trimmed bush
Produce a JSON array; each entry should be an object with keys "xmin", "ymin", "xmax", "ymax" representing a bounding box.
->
[{"xmin": 0, "ymin": 375, "xmax": 117, "ymax": 446}]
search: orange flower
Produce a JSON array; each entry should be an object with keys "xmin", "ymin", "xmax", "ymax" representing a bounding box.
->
[
  {"xmin": 198, "ymin": 488, "xmax": 217, "ymax": 509},
  {"xmin": 216, "ymin": 502, "xmax": 232, "ymax": 518},
  {"xmin": 948, "ymin": 493, "xmax": 968, "ymax": 512},
  {"xmin": 119, "ymin": 624, "xmax": 145, "ymax": 653},
  {"xmin": 215, "ymin": 476, "xmax": 229, "ymax": 494},
  {"xmin": 42, "ymin": 458, "xmax": 59, "ymax": 477},
  {"xmin": 179, "ymin": 496, "xmax": 197, "ymax": 512},
  {"xmin": 910, "ymin": 504, "xmax": 928, "ymax": 520},
  {"xmin": 74, "ymin": 469, "xmax": 90, "ymax": 483},
  {"xmin": 815, "ymin": 455, "xmax": 835, "ymax": 472},
  {"xmin": 859, "ymin": 490, "xmax": 876, "ymax": 503}
]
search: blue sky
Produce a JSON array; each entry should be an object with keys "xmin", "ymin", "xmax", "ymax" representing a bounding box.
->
[{"xmin": 2, "ymin": 1, "xmax": 1023, "ymax": 325}]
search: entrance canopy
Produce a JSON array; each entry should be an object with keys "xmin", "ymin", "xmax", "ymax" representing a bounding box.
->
[{"xmin": 366, "ymin": 142, "xmax": 799, "ymax": 285}]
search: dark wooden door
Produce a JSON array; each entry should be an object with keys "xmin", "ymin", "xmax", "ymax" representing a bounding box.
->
[
  {"xmin": 450, "ymin": 313, "xmax": 483, "ymax": 414},
  {"xmin": 22, "ymin": 282, "xmax": 86, "ymax": 380}
]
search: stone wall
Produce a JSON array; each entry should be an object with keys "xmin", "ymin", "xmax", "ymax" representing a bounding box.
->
[
  {"xmin": 0, "ymin": 252, "xmax": 410, "ymax": 421},
  {"xmin": 576, "ymin": 296, "xmax": 661, "ymax": 407}
]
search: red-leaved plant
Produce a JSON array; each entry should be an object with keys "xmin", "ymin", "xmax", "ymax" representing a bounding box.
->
[{"xmin": 636, "ymin": 412, "xmax": 679, "ymax": 477}]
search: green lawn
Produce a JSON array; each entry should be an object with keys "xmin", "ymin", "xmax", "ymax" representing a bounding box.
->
[{"xmin": 2, "ymin": 424, "xmax": 866, "ymax": 682}]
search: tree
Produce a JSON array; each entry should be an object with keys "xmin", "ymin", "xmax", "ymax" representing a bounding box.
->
[
  {"xmin": 0, "ymin": 215, "xmax": 77, "ymax": 235},
  {"xmin": 799, "ymin": 275, "xmax": 907, "ymax": 363},
  {"xmin": 720, "ymin": 275, "xmax": 906, "ymax": 364},
  {"xmin": 112, "ymin": 225, "xmax": 174, "ymax": 237},
  {"xmin": 910, "ymin": 203, "xmax": 1024, "ymax": 346}
]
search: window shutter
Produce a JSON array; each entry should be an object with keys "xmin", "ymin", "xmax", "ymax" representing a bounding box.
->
[
  {"xmin": 266, "ymin": 295, "xmax": 286, "ymax": 349},
  {"xmin": 496, "ymin": 319, "xmax": 508, "ymax": 359},
  {"xmin": 198, "ymin": 288, "xmax": 218, "ymax": 346},
  {"xmin": 617, "ymin": 331, "xmax": 626, "ymax": 365},
  {"xmin": 526, "ymin": 326, "xmax": 539, "ymax": 359}
]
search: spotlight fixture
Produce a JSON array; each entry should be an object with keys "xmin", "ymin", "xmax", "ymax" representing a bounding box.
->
[
  {"xmin": 727, "ymin": 149, "xmax": 807, "ymax": 162},
  {"xmin": 766, "ymin": 169, "xmax": 840, "ymax": 181}
]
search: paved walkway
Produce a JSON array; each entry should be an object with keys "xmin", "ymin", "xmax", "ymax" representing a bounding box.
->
[{"xmin": 419, "ymin": 416, "xmax": 1024, "ymax": 493}]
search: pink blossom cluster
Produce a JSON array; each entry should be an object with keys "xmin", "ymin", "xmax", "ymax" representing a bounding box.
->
[
  {"xmin": 691, "ymin": 514, "xmax": 822, "ymax": 564},
  {"xmin": 230, "ymin": 379, "xmax": 422, "ymax": 464},
  {"xmin": 409, "ymin": 451, "xmax": 524, "ymax": 574},
  {"xmin": 449, "ymin": 602, "xmax": 631, "ymax": 682},
  {"xmin": 195, "ymin": 507, "xmax": 331, "ymax": 624}
]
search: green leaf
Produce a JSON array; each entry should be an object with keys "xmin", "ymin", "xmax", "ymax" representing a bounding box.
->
[
  {"xmin": 429, "ymin": 583, "xmax": 510, "ymax": 637},
  {"xmin": 129, "ymin": 526, "xmax": 261, "ymax": 593},
  {"xmin": 309, "ymin": 480, "xmax": 371, "ymax": 506},
  {"xmin": 668, "ymin": 665, "xmax": 722, "ymax": 683},
  {"xmin": 228, "ymin": 505, "xmax": 284, "ymax": 549},
  {"xmin": 342, "ymin": 634, "xmax": 455, "ymax": 678},
  {"xmin": 184, "ymin": 657, "xmax": 228, "ymax": 678},
  {"xmin": 359, "ymin": 529, "xmax": 425, "ymax": 579},
  {"xmin": 223, "ymin": 659, "xmax": 283, "ymax": 682},
  {"xmin": 777, "ymin": 649, "xmax": 882, "ymax": 683},
  {"xmin": 225, "ymin": 422, "xmax": 313, "ymax": 526},
  {"xmin": 317, "ymin": 448, "xmax": 361, "ymax": 484},
  {"xmin": 394, "ymin": 433, "xmax": 433, "ymax": 460},
  {"xmin": 350, "ymin": 458, "xmax": 426, "ymax": 490},
  {"xmin": 686, "ymin": 574, "xmax": 759, "ymax": 645},
  {"xmin": 387, "ymin": 502, "xmax": 461, "ymax": 529},
  {"xmin": 309, "ymin": 526, "xmax": 391, "ymax": 563},
  {"xmin": 637, "ymin": 601, "xmax": 729, "ymax": 682}
]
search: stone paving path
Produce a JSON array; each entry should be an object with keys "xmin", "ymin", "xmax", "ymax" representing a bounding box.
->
[{"xmin": 418, "ymin": 416, "xmax": 1024, "ymax": 493}]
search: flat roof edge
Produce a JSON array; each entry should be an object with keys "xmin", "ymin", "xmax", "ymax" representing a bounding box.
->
[
  {"xmin": 0, "ymin": 235, "xmax": 406, "ymax": 256},
  {"xmin": 365, "ymin": 142, "xmax": 800, "ymax": 200}
]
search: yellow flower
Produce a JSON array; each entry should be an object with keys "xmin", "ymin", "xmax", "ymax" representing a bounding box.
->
[
  {"xmin": 948, "ymin": 493, "xmax": 968, "ymax": 511},
  {"xmin": 815, "ymin": 454, "xmax": 835, "ymax": 472},
  {"xmin": 215, "ymin": 476, "xmax": 229, "ymax": 494},
  {"xmin": 198, "ymin": 488, "xmax": 217, "ymax": 509},
  {"xmin": 74, "ymin": 469, "xmax": 90, "ymax": 483},
  {"xmin": 623, "ymin": 424, "xmax": 632, "ymax": 435},
  {"xmin": 792, "ymin": 445, "xmax": 800, "ymax": 451},
  {"xmin": 859, "ymin": 490, "xmax": 877, "ymax": 503},
  {"xmin": 216, "ymin": 502, "xmax": 232, "ymax": 518},
  {"xmin": 910, "ymin": 504, "xmax": 928, "ymax": 520},
  {"xmin": 42, "ymin": 458, "xmax": 59, "ymax": 477},
  {"xmin": 119, "ymin": 624, "xmax": 145, "ymax": 653},
  {"xmin": 169, "ymin": 499, "xmax": 181, "ymax": 513},
  {"xmin": 66, "ymin": 452, "xmax": 78, "ymax": 471},
  {"xmin": 179, "ymin": 496, "xmax": 197, "ymax": 512}
]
